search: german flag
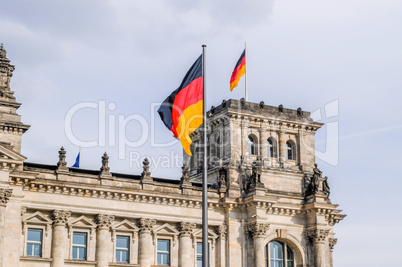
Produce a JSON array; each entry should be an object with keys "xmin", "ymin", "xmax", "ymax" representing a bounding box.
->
[
  {"xmin": 158, "ymin": 55, "xmax": 203, "ymax": 156},
  {"xmin": 230, "ymin": 50, "xmax": 246, "ymax": 91}
]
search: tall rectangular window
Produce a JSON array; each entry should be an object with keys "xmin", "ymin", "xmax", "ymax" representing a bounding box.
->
[
  {"xmin": 196, "ymin": 242, "xmax": 209, "ymax": 267},
  {"xmin": 116, "ymin": 235, "xmax": 130, "ymax": 263},
  {"xmin": 27, "ymin": 228, "xmax": 42, "ymax": 257},
  {"xmin": 157, "ymin": 239, "xmax": 170, "ymax": 266},
  {"xmin": 72, "ymin": 232, "xmax": 87, "ymax": 260}
]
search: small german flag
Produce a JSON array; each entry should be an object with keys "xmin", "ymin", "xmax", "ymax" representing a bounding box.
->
[
  {"xmin": 158, "ymin": 55, "xmax": 203, "ymax": 156},
  {"xmin": 230, "ymin": 50, "xmax": 246, "ymax": 91}
]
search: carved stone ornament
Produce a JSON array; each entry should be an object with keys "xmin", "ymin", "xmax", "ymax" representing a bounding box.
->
[
  {"xmin": 306, "ymin": 229, "xmax": 330, "ymax": 243},
  {"xmin": 297, "ymin": 107, "xmax": 303, "ymax": 116},
  {"xmin": 218, "ymin": 167, "xmax": 227, "ymax": 190},
  {"xmin": 141, "ymin": 158, "xmax": 152, "ymax": 181},
  {"xmin": 247, "ymin": 223, "xmax": 270, "ymax": 239},
  {"xmin": 57, "ymin": 146, "xmax": 68, "ymax": 170},
  {"xmin": 180, "ymin": 163, "xmax": 191, "ymax": 185},
  {"xmin": 0, "ymin": 43, "xmax": 7, "ymax": 58},
  {"xmin": 139, "ymin": 218, "xmax": 156, "ymax": 232},
  {"xmin": 100, "ymin": 152, "xmax": 111, "ymax": 175},
  {"xmin": 259, "ymin": 101, "xmax": 265, "ymax": 109},
  {"xmin": 0, "ymin": 188, "xmax": 12, "ymax": 206},
  {"xmin": 240, "ymin": 97, "xmax": 246, "ymax": 107},
  {"xmin": 96, "ymin": 214, "xmax": 115, "ymax": 228},
  {"xmin": 329, "ymin": 238, "xmax": 338, "ymax": 251},
  {"xmin": 177, "ymin": 222, "xmax": 196, "ymax": 236},
  {"xmin": 52, "ymin": 210, "xmax": 71, "ymax": 225},
  {"xmin": 215, "ymin": 224, "xmax": 227, "ymax": 239},
  {"xmin": 278, "ymin": 104, "xmax": 284, "ymax": 113}
]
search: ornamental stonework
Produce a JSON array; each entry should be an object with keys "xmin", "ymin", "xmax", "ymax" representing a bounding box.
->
[
  {"xmin": 178, "ymin": 222, "xmax": 196, "ymax": 236},
  {"xmin": 306, "ymin": 229, "xmax": 330, "ymax": 243},
  {"xmin": 96, "ymin": 214, "xmax": 115, "ymax": 228},
  {"xmin": 247, "ymin": 223, "xmax": 270, "ymax": 239},
  {"xmin": 329, "ymin": 238, "xmax": 338, "ymax": 251},
  {"xmin": 0, "ymin": 188, "xmax": 12, "ymax": 206},
  {"xmin": 139, "ymin": 218, "xmax": 156, "ymax": 232},
  {"xmin": 52, "ymin": 210, "xmax": 71, "ymax": 225},
  {"xmin": 215, "ymin": 224, "xmax": 227, "ymax": 239}
]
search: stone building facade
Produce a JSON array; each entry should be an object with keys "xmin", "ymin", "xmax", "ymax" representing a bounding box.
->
[{"xmin": 0, "ymin": 44, "xmax": 345, "ymax": 267}]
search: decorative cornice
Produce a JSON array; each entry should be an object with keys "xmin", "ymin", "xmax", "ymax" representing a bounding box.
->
[
  {"xmin": 0, "ymin": 188, "xmax": 12, "ymax": 206},
  {"xmin": 177, "ymin": 222, "xmax": 196, "ymax": 236},
  {"xmin": 215, "ymin": 224, "xmax": 227, "ymax": 239},
  {"xmin": 139, "ymin": 218, "xmax": 156, "ymax": 232},
  {"xmin": 329, "ymin": 238, "xmax": 337, "ymax": 251},
  {"xmin": 96, "ymin": 214, "xmax": 115, "ymax": 229},
  {"xmin": 52, "ymin": 210, "xmax": 71, "ymax": 225},
  {"xmin": 247, "ymin": 222, "xmax": 270, "ymax": 239},
  {"xmin": 306, "ymin": 229, "xmax": 330, "ymax": 243}
]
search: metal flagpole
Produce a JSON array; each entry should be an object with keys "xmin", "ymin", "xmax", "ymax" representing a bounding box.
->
[
  {"xmin": 202, "ymin": 44, "xmax": 209, "ymax": 267},
  {"xmin": 245, "ymin": 41, "xmax": 248, "ymax": 101}
]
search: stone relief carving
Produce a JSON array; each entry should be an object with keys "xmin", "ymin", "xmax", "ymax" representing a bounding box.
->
[
  {"xmin": 52, "ymin": 210, "xmax": 71, "ymax": 225},
  {"xmin": 329, "ymin": 238, "xmax": 338, "ymax": 251},
  {"xmin": 96, "ymin": 214, "xmax": 115, "ymax": 228},
  {"xmin": 139, "ymin": 218, "xmax": 156, "ymax": 232},
  {"xmin": 215, "ymin": 224, "xmax": 227, "ymax": 239},
  {"xmin": 305, "ymin": 164, "xmax": 331, "ymax": 198},
  {"xmin": 0, "ymin": 188, "xmax": 12, "ymax": 206},
  {"xmin": 306, "ymin": 229, "xmax": 330, "ymax": 243},
  {"xmin": 177, "ymin": 222, "xmax": 196, "ymax": 236},
  {"xmin": 246, "ymin": 222, "xmax": 270, "ymax": 239}
]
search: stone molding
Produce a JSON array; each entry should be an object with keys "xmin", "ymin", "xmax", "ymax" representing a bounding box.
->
[
  {"xmin": 177, "ymin": 222, "xmax": 196, "ymax": 236},
  {"xmin": 52, "ymin": 210, "xmax": 71, "ymax": 225},
  {"xmin": 329, "ymin": 238, "xmax": 337, "ymax": 251},
  {"xmin": 96, "ymin": 214, "xmax": 115, "ymax": 229},
  {"xmin": 139, "ymin": 218, "xmax": 156, "ymax": 232},
  {"xmin": 247, "ymin": 223, "xmax": 270, "ymax": 239},
  {"xmin": 306, "ymin": 229, "xmax": 330, "ymax": 243},
  {"xmin": 0, "ymin": 188, "xmax": 12, "ymax": 206},
  {"xmin": 215, "ymin": 224, "xmax": 227, "ymax": 239}
]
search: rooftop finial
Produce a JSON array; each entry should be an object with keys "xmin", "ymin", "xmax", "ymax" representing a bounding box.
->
[{"xmin": 0, "ymin": 43, "xmax": 6, "ymax": 58}]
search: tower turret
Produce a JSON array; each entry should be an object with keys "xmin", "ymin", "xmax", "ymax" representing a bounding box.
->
[{"xmin": 0, "ymin": 44, "xmax": 30, "ymax": 153}]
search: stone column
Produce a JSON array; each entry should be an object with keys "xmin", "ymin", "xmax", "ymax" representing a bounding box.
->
[
  {"xmin": 329, "ymin": 238, "xmax": 337, "ymax": 267},
  {"xmin": 51, "ymin": 210, "xmax": 71, "ymax": 267},
  {"xmin": 278, "ymin": 130, "xmax": 286, "ymax": 167},
  {"xmin": 247, "ymin": 223, "xmax": 269, "ymax": 267},
  {"xmin": 0, "ymin": 188, "xmax": 12, "ymax": 267},
  {"xmin": 216, "ymin": 224, "xmax": 227, "ymax": 267},
  {"xmin": 138, "ymin": 218, "xmax": 156, "ymax": 267},
  {"xmin": 95, "ymin": 214, "xmax": 114, "ymax": 267},
  {"xmin": 306, "ymin": 229, "xmax": 329, "ymax": 267},
  {"xmin": 178, "ymin": 222, "xmax": 196, "ymax": 266}
]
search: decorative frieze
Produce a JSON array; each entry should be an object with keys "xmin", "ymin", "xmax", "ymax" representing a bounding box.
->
[
  {"xmin": 52, "ymin": 210, "xmax": 71, "ymax": 225},
  {"xmin": 306, "ymin": 229, "xmax": 330, "ymax": 243},
  {"xmin": 0, "ymin": 188, "xmax": 12, "ymax": 206},
  {"xmin": 139, "ymin": 218, "xmax": 156, "ymax": 232},
  {"xmin": 178, "ymin": 222, "xmax": 196, "ymax": 236},
  {"xmin": 329, "ymin": 238, "xmax": 338, "ymax": 251},
  {"xmin": 96, "ymin": 214, "xmax": 115, "ymax": 228},
  {"xmin": 215, "ymin": 224, "xmax": 227, "ymax": 239},
  {"xmin": 247, "ymin": 223, "xmax": 270, "ymax": 239}
]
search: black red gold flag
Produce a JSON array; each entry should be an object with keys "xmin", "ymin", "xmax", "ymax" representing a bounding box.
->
[
  {"xmin": 230, "ymin": 49, "xmax": 246, "ymax": 91},
  {"xmin": 158, "ymin": 55, "xmax": 203, "ymax": 156}
]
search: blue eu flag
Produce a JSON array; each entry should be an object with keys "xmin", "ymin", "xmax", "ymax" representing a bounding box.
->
[{"xmin": 72, "ymin": 152, "xmax": 80, "ymax": 168}]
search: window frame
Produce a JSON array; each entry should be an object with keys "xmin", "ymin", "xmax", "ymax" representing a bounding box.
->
[
  {"xmin": 26, "ymin": 228, "xmax": 43, "ymax": 257},
  {"xmin": 286, "ymin": 141, "xmax": 296, "ymax": 161},
  {"xmin": 265, "ymin": 240, "xmax": 295, "ymax": 267},
  {"xmin": 72, "ymin": 231, "xmax": 88, "ymax": 261},
  {"xmin": 156, "ymin": 238, "xmax": 171, "ymax": 266},
  {"xmin": 196, "ymin": 241, "xmax": 210, "ymax": 267},
  {"xmin": 267, "ymin": 138, "xmax": 277, "ymax": 158},
  {"xmin": 248, "ymin": 135, "xmax": 257, "ymax": 155},
  {"xmin": 115, "ymin": 235, "xmax": 130, "ymax": 263}
]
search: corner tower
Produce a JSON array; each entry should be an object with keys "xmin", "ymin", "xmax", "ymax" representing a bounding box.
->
[{"xmin": 0, "ymin": 44, "xmax": 30, "ymax": 153}]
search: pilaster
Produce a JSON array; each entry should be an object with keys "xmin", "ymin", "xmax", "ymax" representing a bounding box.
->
[
  {"xmin": 51, "ymin": 210, "xmax": 71, "ymax": 267},
  {"xmin": 138, "ymin": 218, "xmax": 156, "ymax": 267},
  {"xmin": 178, "ymin": 222, "xmax": 196, "ymax": 266},
  {"xmin": 95, "ymin": 214, "xmax": 114, "ymax": 267}
]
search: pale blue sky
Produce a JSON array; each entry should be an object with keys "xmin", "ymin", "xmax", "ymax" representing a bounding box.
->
[{"xmin": 1, "ymin": 0, "xmax": 402, "ymax": 266}]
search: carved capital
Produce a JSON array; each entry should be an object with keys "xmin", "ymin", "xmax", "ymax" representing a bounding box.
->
[
  {"xmin": 139, "ymin": 218, "xmax": 156, "ymax": 232},
  {"xmin": 96, "ymin": 214, "xmax": 115, "ymax": 229},
  {"xmin": 247, "ymin": 223, "xmax": 269, "ymax": 239},
  {"xmin": 52, "ymin": 210, "xmax": 71, "ymax": 225},
  {"xmin": 329, "ymin": 238, "xmax": 337, "ymax": 251},
  {"xmin": 177, "ymin": 222, "xmax": 196, "ymax": 236},
  {"xmin": 215, "ymin": 224, "xmax": 227, "ymax": 239},
  {"xmin": 306, "ymin": 229, "xmax": 330, "ymax": 243},
  {"xmin": 0, "ymin": 188, "xmax": 12, "ymax": 206}
]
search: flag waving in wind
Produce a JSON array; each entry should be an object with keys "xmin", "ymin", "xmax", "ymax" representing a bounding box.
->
[
  {"xmin": 158, "ymin": 55, "xmax": 203, "ymax": 156},
  {"xmin": 72, "ymin": 152, "xmax": 80, "ymax": 168},
  {"xmin": 230, "ymin": 49, "xmax": 246, "ymax": 91}
]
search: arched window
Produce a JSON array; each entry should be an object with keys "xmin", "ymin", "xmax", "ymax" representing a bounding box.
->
[
  {"xmin": 286, "ymin": 141, "xmax": 295, "ymax": 160},
  {"xmin": 248, "ymin": 135, "xmax": 256, "ymax": 155},
  {"xmin": 265, "ymin": 241, "xmax": 294, "ymax": 267},
  {"xmin": 267, "ymin": 138, "xmax": 276, "ymax": 158}
]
